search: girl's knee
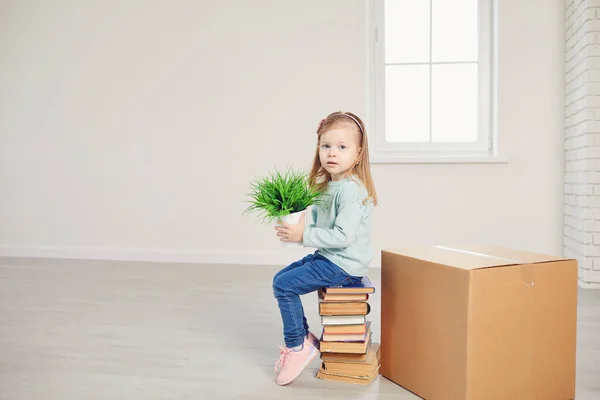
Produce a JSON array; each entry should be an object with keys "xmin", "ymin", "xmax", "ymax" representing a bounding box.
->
[
  {"xmin": 272, "ymin": 274, "xmax": 284, "ymax": 295},
  {"xmin": 272, "ymin": 273, "xmax": 291, "ymax": 296}
]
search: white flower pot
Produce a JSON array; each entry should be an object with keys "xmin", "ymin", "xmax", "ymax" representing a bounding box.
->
[{"xmin": 275, "ymin": 209, "xmax": 305, "ymax": 248}]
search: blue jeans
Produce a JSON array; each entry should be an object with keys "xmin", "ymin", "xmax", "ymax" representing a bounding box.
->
[{"xmin": 272, "ymin": 251, "xmax": 363, "ymax": 348}]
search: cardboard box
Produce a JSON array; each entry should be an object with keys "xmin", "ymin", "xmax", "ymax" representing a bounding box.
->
[{"xmin": 380, "ymin": 244, "xmax": 578, "ymax": 400}]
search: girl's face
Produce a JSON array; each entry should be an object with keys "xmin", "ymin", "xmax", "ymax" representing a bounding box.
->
[{"xmin": 319, "ymin": 125, "xmax": 361, "ymax": 181}]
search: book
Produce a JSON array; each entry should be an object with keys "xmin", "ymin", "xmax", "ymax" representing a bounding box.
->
[
  {"xmin": 318, "ymin": 289, "xmax": 369, "ymax": 302},
  {"xmin": 319, "ymin": 301, "xmax": 370, "ymax": 316},
  {"xmin": 323, "ymin": 323, "xmax": 367, "ymax": 334},
  {"xmin": 321, "ymin": 275, "xmax": 375, "ymax": 294},
  {"xmin": 315, "ymin": 366, "xmax": 380, "ymax": 385},
  {"xmin": 322, "ymin": 322, "xmax": 371, "ymax": 342},
  {"xmin": 321, "ymin": 315, "xmax": 366, "ymax": 326},
  {"xmin": 322, "ymin": 357, "xmax": 379, "ymax": 377},
  {"xmin": 316, "ymin": 343, "xmax": 381, "ymax": 385},
  {"xmin": 321, "ymin": 343, "xmax": 381, "ymax": 364},
  {"xmin": 317, "ymin": 368, "xmax": 379, "ymax": 385},
  {"xmin": 320, "ymin": 327, "xmax": 372, "ymax": 354}
]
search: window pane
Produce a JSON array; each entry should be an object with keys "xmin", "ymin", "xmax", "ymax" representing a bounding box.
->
[
  {"xmin": 384, "ymin": 0, "xmax": 430, "ymax": 64},
  {"xmin": 432, "ymin": 0, "xmax": 478, "ymax": 62},
  {"xmin": 385, "ymin": 65, "xmax": 430, "ymax": 143},
  {"xmin": 431, "ymin": 63, "xmax": 478, "ymax": 142}
]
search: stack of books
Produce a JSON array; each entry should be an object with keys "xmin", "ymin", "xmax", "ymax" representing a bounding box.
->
[{"xmin": 315, "ymin": 276, "xmax": 380, "ymax": 385}]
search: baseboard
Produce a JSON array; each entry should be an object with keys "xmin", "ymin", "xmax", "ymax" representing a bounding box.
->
[
  {"xmin": 0, "ymin": 245, "xmax": 305, "ymax": 266},
  {"xmin": 578, "ymin": 278, "xmax": 600, "ymax": 289},
  {"xmin": 0, "ymin": 245, "xmax": 383, "ymax": 268}
]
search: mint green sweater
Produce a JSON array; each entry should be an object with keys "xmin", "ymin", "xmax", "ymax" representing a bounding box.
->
[{"xmin": 302, "ymin": 175, "xmax": 374, "ymax": 277}]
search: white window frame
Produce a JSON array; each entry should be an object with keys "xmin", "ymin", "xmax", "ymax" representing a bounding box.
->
[{"xmin": 366, "ymin": 0, "xmax": 500, "ymax": 163}]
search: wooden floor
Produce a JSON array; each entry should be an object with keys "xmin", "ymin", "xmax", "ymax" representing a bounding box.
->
[{"xmin": 0, "ymin": 257, "xmax": 598, "ymax": 400}]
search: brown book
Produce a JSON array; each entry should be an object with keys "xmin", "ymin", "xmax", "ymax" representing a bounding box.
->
[
  {"xmin": 319, "ymin": 301, "xmax": 370, "ymax": 316},
  {"xmin": 320, "ymin": 328, "xmax": 372, "ymax": 354},
  {"xmin": 321, "ymin": 343, "xmax": 381, "ymax": 364},
  {"xmin": 322, "ymin": 342, "xmax": 381, "ymax": 377},
  {"xmin": 315, "ymin": 366, "xmax": 380, "ymax": 385},
  {"xmin": 323, "ymin": 323, "xmax": 367, "ymax": 334},
  {"xmin": 322, "ymin": 276, "xmax": 375, "ymax": 294},
  {"xmin": 318, "ymin": 289, "xmax": 369, "ymax": 302},
  {"xmin": 322, "ymin": 321, "xmax": 371, "ymax": 342},
  {"xmin": 322, "ymin": 359, "xmax": 380, "ymax": 378}
]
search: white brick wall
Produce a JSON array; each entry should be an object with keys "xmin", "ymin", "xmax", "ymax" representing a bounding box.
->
[{"xmin": 565, "ymin": 0, "xmax": 600, "ymax": 287}]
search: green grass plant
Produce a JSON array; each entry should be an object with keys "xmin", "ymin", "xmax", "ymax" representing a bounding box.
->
[{"xmin": 244, "ymin": 168, "xmax": 324, "ymax": 222}]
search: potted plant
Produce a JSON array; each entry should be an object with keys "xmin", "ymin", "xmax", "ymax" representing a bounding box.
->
[{"xmin": 244, "ymin": 168, "xmax": 324, "ymax": 247}]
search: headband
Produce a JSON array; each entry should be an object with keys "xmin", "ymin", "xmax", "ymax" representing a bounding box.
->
[
  {"xmin": 317, "ymin": 113, "xmax": 364, "ymax": 134},
  {"xmin": 342, "ymin": 113, "xmax": 364, "ymax": 134}
]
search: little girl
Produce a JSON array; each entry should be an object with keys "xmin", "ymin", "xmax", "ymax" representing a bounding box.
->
[{"xmin": 272, "ymin": 111, "xmax": 378, "ymax": 385}]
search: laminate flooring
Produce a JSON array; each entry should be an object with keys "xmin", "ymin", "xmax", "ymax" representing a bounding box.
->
[{"xmin": 0, "ymin": 257, "xmax": 598, "ymax": 399}]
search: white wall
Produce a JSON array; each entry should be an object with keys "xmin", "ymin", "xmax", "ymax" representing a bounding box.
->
[
  {"xmin": 0, "ymin": 0, "xmax": 566, "ymax": 268},
  {"xmin": 564, "ymin": 0, "xmax": 600, "ymax": 287}
]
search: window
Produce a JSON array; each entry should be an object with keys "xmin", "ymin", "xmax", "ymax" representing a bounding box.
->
[{"xmin": 367, "ymin": 0, "xmax": 497, "ymax": 162}]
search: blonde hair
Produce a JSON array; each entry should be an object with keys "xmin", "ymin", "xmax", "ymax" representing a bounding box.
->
[{"xmin": 308, "ymin": 111, "xmax": 378, "ymax": 206}]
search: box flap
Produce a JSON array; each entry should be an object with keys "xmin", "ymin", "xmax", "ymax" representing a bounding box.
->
[{"xmin": 383, "ymin": 245, "xmax": 569, "ymax": 270}]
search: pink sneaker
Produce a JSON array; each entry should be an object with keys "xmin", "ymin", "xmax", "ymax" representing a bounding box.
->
[
  {"xmin": 307, "ymin": 331, "xmax": 320, "ymax": 349},
  {"xmin": 274, "ymin": 335, "xmax": 319, "ymax": 385}
]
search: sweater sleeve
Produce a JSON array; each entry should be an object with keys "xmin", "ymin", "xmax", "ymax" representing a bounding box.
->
[
  {"xmin": 305, "ymin": 204, "xmax": 317, "ymax": 228},
  {"xmin": 302, "ymin": 182, "xmax": 361, "ymax": 249}
]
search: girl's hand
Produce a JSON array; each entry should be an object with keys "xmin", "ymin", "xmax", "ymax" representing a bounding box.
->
[{"xmin": 275, "ymin": 212, "xmax": 305, "ymax": 243}]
